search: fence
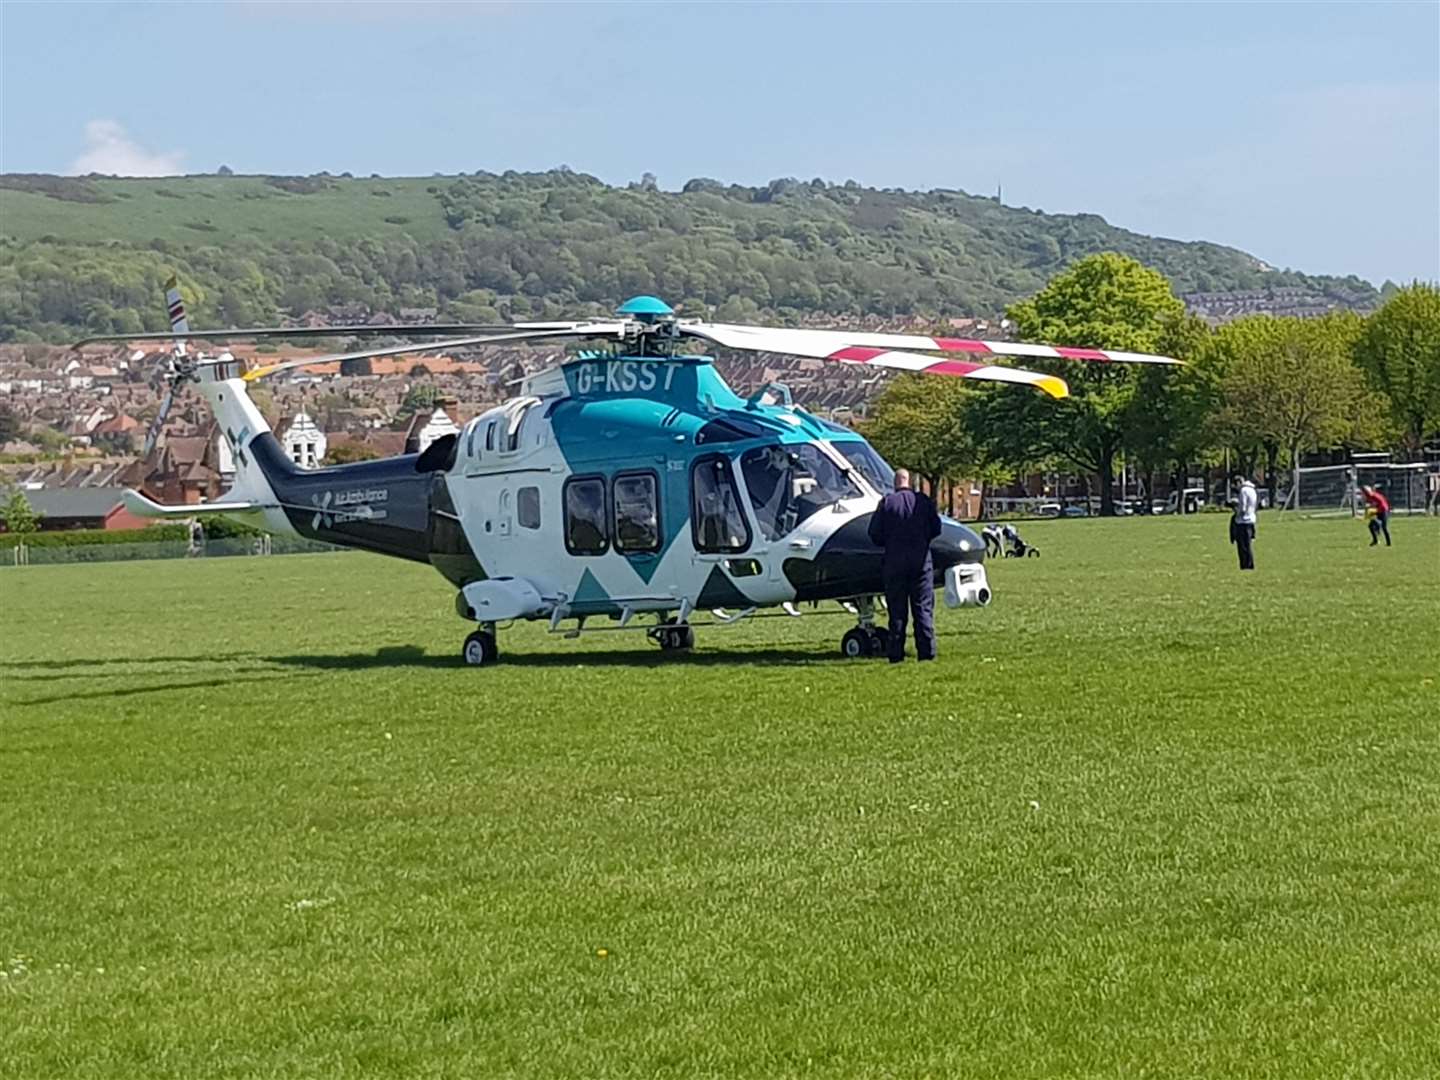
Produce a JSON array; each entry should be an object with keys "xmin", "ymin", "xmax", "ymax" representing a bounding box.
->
[{"xmin": 5, "ymin": 535, "xmax": 344, "ymax": 567}]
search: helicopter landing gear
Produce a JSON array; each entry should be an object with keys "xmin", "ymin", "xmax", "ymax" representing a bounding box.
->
[
  {"xmin": 840, "ymin": 597, "xmax": 889, "ymax": 658},
  {"xmin": 647, "ymin": 618, "xmax": 695, "ymax": 653},
  {"xmin": 840, "ymin": 625, "xmax": 890, "ymax": 658},
  {"xmin": 462, "ymin": 625, "xmax": 499, "ymax": 666}
]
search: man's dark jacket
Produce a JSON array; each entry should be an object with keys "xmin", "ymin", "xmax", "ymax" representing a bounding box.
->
[{"xmin": 868, "ymin": 488, "xmax": 942, "ymax": 574}]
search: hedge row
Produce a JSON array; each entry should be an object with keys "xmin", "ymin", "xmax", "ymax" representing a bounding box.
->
[{"xmin": 0, "ymin": 524, "xmax": 188, "ymax": 549}]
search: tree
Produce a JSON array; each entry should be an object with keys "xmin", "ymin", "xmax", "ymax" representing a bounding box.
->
[
  {"xmin": 965, "ymin": 253, "xmax": 1187, "ymax": 515},
  {"xmin": 1198, "ymin": 314, "xmax": 1390, "ymax": 502},
  {"xmin": 1, "ymin": 487, "xmax": 41, "ymax": 534},
  {"xmin": 399, "ymin": 383, "xmax": 439, "ymax": 417},
  {"xmin": 861, "ymin": 375, "xmax": 972, "ymax": 492},
  {"xmin": 860, "ymin": 375, "xmax": 1011, "ymax": 510},
  {"xmin": 324, "ymin": 442, "xmax": 382, "ymax": 464},
  {"xmin": 1355, "ymin": 283, "xmax": 1440, "ymax": 451},
  {"xmin": 1123, "ymin": 312, "xmax": 1214, "ymax": 500}
]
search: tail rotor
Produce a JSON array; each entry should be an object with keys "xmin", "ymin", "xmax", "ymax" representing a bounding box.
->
[{"xmin": 139, "ymin": 275, "xmax": 200, "ymax": 458}]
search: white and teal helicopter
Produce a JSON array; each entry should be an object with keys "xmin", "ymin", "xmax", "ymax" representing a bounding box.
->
[{"xmin": 80, "ymin": 286, "xmax": 1177, "ymax": 665}]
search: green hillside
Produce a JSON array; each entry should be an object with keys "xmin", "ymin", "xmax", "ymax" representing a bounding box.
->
[{"xmin": 0, "ymin": 170, "xmax": 1377, "ymax": 340}]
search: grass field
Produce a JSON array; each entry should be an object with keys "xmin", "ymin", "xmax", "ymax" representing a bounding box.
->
[{"xmin": 2, "ymin": 515, "xmax": 1437, "ymax": 1079}]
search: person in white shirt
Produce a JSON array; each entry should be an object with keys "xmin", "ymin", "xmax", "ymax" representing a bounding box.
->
[{"xmin": 1229, "ymin": 476, "xmax": 1258, "ymax": 570}]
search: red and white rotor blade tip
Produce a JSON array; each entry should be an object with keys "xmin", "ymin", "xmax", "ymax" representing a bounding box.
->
[{"xmin": 678, "ymin": 323, "xmax": 1069, "ymax": 398}]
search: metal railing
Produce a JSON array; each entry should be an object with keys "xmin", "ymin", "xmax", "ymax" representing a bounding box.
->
[{"xmin": 4, "ymin": 535, "xmax": 344, "ymax": 567}]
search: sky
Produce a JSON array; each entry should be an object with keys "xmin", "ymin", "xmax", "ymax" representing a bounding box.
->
[{"xmin": 1, "ymin": 1, "xmax": 1436, "ymax": 286}]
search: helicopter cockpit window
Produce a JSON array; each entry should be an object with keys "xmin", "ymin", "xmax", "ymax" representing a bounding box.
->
[
  {"xmin": 612, "ymin": 472, "xmax": 660, "ymax": 553},
  {"xmin": 740, "ymin": 443, "xmax": 863, "ymax": 541},
  {"xmin": 563, "ymin": 476, "xmax": 608, "ymax": 555},
  {"xmin": 835, "ymin": 441, "xmax": 895, "ymax": 494},
  {"xmin": 691, "ymin": 455, "xmax": 750, "ymax": 553}
]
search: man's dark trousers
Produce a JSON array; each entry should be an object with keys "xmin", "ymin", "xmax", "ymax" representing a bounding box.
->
[
  {"xmin": 885, "ymin": 557, "xmax": 936, "ymax": 661},
  {"xmin": 1235, "ymin": 522, "xmax": 1255, "ymax": 570},
  {"xmin": 869, "ymin": 487, "xmax": 942, "ymax": 661}
]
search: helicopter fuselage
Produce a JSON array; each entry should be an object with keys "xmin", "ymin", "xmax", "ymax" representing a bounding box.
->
[{"xmin": 208, "ymin": 353, "xmax": 988, "ymax": 637}]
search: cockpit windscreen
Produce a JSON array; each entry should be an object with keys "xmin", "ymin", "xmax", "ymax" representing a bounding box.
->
[
  {"xmin": 741, "ymin": 444, "xmax": 863, "ymax": 541},
  {"xmin": 835, "ymin": 440, "xmax": 895, "ymax": 494}
]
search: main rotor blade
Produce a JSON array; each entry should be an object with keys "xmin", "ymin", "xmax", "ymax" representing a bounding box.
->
[
  {"xmin": 142, "ymin": 386, "xmax": 175, "ymax": 458},
  {"xmin": 239, "ymin": 322, "xmax": 628, "ymax": 383},
  {"xmin": 682, "ymin": 322, "xmax": 1181, "ymax": 366},
  {"xmin": 71, "ymin": 324, "xmax": 518, "ymax": 348},
  {"xmin": 677, "ymin": 323, "xmax": 1069, "ymax": 398}
]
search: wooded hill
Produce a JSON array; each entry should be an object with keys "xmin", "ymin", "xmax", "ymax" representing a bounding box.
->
[{"xmin": 0, "ymin": 169, "xmax": 1378, "ymax": 341}]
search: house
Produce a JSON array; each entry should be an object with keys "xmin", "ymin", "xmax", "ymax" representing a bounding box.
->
[
  {"xmin": 402, "ymin": 406, "xmax": 461, "ymax": 455},
  {"xmin": 279, "ymin": 410, "xmax": 327, "ymax": 468},
  {"xmin": 0, "ymin": 487, "xmax": 149, "ymax": 532},
  {"xmin": 93, "ymin": 413, "xmax": 143, "ymax": 452}
]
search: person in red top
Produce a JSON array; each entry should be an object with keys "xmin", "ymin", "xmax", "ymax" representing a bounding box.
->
[{"xmin": 1361, "ymin": 484, "xmax": 1392, "ymax": 546}]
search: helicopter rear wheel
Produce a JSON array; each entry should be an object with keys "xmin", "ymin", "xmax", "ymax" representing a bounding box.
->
[{"xmin": 462, "ymin": 629, "xmax": 499, "ymax": 666}]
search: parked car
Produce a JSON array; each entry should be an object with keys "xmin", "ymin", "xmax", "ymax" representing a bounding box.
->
[
  {"xmin": 1161, "ymin": 488, "xmax": 1206, "ymax": 514},
  {"xmin": 1061, "ymin": 505, "xmax": 1088, "ymax": 518}
]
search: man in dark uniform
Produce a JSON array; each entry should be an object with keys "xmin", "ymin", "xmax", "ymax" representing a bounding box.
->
[{"xmin": 867, "ymin": 468, "xmax": 942, "ymax": 662}]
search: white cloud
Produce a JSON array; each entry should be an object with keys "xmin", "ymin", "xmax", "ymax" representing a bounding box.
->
[{"xmin": 69, "ymin": 120, "xmax": 185, "ymax": 177}]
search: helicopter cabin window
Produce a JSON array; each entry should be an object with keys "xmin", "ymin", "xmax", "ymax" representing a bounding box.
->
[
  {"xmin": 740, "ymin": 443, "xmax": 862, "ymax": 541},
  {"xmin": 465, "ymin": 420, "xmax": 478, "ymax": 459},
  {"xmin": 612, "ymin": 472, "xmax": 660, "ymax": 553},
  {"xmin": 691, "ymin": 455, "xmax": 750, "ymax": 553},
  {"xmin": 517, "ymin": 486, "xmax": 541, "ymax": 530},
  {"xmin": 484, "ymin": 421, "xmax": 497, "ymax": 453},
  {"xmin": 563, "ymin": 476, "xmax": 608, "ymax": 555}
]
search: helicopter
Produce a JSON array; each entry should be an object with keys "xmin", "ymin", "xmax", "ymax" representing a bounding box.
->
[{"xmin": 77, "ymin": 282, "xmax": 1178, "ymax": 665}]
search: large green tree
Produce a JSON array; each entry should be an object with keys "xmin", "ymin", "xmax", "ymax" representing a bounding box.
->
[
  {"xmin": 860, "ymin": 373, "xmax": 1012, "ymax": 513},
  {"xmin": 964, "ymin": 252, "xmax": 1188, "ymax": 515},
  {"xmin": 1196, "ymin": 313, "xmax": 1390, "ymax": 502},
  {"xmin": 1354, "ymin": 283, "xmax": 1440, "ymax": 450},
  {"xmin": 860, "ymin": 374, "xmax": 974, "ymax": 492}
]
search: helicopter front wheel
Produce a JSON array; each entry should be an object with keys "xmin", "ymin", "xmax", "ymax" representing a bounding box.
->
[
  {"xmin": 648, "ymin": 622, "xmax": 695, "ymax": 652},
  {"xmin": 462, "ymin": 628, "xmax": 499, "ymax": 666}
]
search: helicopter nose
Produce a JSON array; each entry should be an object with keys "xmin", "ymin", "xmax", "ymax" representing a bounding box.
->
[
  {"xmin": 931, "ymin": 518, "xmax": 984, "ymax": 571},
  {"xmin": 781, "ymin": 512, "xmax": 884, "ymax": 602}
]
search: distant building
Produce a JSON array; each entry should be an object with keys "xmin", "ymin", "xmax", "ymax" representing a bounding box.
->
[
  {"xmin": 280, "ymin": 410, "xmax": 327, "ymax": 468},
  {"xmin": 403, "ymin": 406, "xmax": 460, "ymax": 455},
  {"xmin": 0, "ymin": 487, "xmax": 149, "ymax": 532}
]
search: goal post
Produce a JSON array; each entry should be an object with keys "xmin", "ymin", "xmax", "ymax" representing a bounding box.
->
[
  {"xmin": 1279, "ymin": 464, "xmax": 1356, "ymax": 517},
  {"xmin": 1280, "ymin": 459, "xmax": 1434, "ymax": 517}
]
